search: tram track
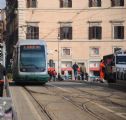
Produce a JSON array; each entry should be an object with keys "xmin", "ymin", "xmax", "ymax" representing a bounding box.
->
[
  {"xmin": 74, "ymin": 87, "xmax": 126, "ymax": 108},
  {"xmin": 21, "ymin": 83, "xmax": 126, "ymax": 120},
  {"xmin": 23, "ymin": 86, "xmax": 54, "ymax": 120},
  {"xmin": 23, "ymin": 85, "xmax": 111, "ymax": 120},
  {"xmin": 49, "ymin": 84, "xmax": 126, "ymax": 120},
  {"xmin": 62, "ymin": 95, "xmax": 106, "ymax": 120}
]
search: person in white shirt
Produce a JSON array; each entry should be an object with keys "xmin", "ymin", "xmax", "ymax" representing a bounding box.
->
[{"xmin": 64, "ymin": 69, "xmax": 69, "ymax": 80}]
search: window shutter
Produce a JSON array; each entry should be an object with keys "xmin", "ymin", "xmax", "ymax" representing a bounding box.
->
[
  {"xmin": 120, "ymin": 26, "xmax": 124, "ymax": 39},
  {"xmin": 120, "ymin": 0, "xmax": 124, "ymax": 6},
  {"xmin": 97, "ymin": 26, "xmax": 102, "ymax": 39},
  {"xmin": 97, "ymin": 0, "xmax": 101, "ymax": 7},
  {"xmin": 68, "ymin": 27, "xmax": 72, "ymax": 39},
  {"xmin": 27, "ymin": 0, "xmax": 30, "ymax": 8},
  {"xmin": 60, "ymin": 0, "xmax": 63, "ymax": 8},
  {"xmin": 111, "ymin": 0, "xmax": 115, "ymax": 7},
  {"xmin": 68, "ymin": 0, "xmax": 72, "ymax": 7},
  {"xmin": 32, "ymin": 0, "xmax": 37, "ymax": 8},
  {"xmin": 26, "ymin": 27, "xmax": 30, "ymax": 39},
  {"xmin": 89, "ymin": 0, "xmax": 92, "ymax": 7},
  {"xmin": 35, "ymin": 26, "xmax": 39, "ymax": 39},
  {"xmin": 114, "ymin": 26, "xmax": 118, "ymax": 39},
  {"xmin": 60, "ymin": 27, "xmax": 63, "ymax": 40},
  {"xmin": 89, "ymin": 27, "xmax": 93, "ymax": 39}
]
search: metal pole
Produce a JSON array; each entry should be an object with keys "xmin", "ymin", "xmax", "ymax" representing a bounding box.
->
[{"xmin": 58, "ymin": 37, "xmax": 59, "ymax": 74}]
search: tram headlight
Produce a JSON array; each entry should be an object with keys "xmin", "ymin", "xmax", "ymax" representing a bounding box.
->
[{"xmin": 20, "ymin": 68, "xmax": 26, "ymax": 72}]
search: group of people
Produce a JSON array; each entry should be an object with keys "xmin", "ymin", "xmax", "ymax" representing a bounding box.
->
[
  {"xmin": 72, "ymin": 62, "xmax": 87, "ymax": 80},
  {"xmin": 48, "ymin": 60, "xmax": 106, "ymax": 82},
  {"xmin": 48, "ymin": 62, "xmax": 88, "ymax": 81},
  {"xmin": 72, "ymin": 60, "xmax": 106, "ymax": 82},
  {"xmin": 48, "ymin": 68, "xmax": 57, "ymax": 81},
  {"xmin": 48, "ymin": 68, "xmax": 64, "ymax": 81}
]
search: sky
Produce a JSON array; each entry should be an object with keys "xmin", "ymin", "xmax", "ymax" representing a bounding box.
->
[{"xmin": 0, "ymin": 0, "xmax": 6, "ymax": 9}]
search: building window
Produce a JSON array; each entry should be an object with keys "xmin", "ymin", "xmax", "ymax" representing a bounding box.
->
[
  {"xmin": 59, "ymin": 22, "xmax": 72, "ymax": 40},
  {"xmin": 90, "ymin": 47, "xmax": 99, "ymax": 56},
  {"xmin": 111, "ymin": 0, "xmax": 124, "ymax": 7},
  {"xmin": 62, "ymin": 48, "xmax": 71, "ymax": 56},
  {"xmin": 60, "ymin": 0, "xmax": 72, "ymax": 8},
  {"xmin": 89, "ymin": 22, "xmax": 102, "ymax": 40},
  {"xmin": 113, "ymin": 47, "xmax": 122, "ymax": 53},
  {"xmin": 89, "ymin": 0, "xmax": 101, "ymax": 7},
  {"xmin": 26, "ymin": 22, "xmax": 39, "ymax": 39},
  {"xmin": 112, "ymin": 22, "xmax": 124, "ymax": 39},
  {"xmin": 27, "ymin": 0, "xmax": 37, "ymax": 8},
  {"xmin": 114, "ymin": 26, "xmax": 124, "ymax": 39}
]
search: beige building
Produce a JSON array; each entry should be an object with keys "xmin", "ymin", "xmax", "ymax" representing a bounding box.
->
[{"xmin": 6, "ymin": 0, "xmax": 126, "ymax": 77}]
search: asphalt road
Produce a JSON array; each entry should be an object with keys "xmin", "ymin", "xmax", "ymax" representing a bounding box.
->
[{"xmin": 10, "ymin": 81, "xmax": 126, "ymax": 120}]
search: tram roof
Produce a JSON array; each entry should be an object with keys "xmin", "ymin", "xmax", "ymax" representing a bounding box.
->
[{"xmin": 16, "ymin": 39, "xmax": 46, "ymax": 46}]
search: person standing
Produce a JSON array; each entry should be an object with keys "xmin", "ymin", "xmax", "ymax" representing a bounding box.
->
[
  {"xmin": 0, "ymin": 63, "xmax": 6, "ymax": 97},
  {"xmin": 80, "ymin": 63, "xmax": 86, "ymax": 80},
  {"xmin": 72, "ymin": 62, "xmax": 79, "ymax": 80},
  {"xmin": 100, "ymin": 59, "xmax": 105, "ymax": 82},
  {"xmin": 64, "ymin": 69, "xmax": 69, "ymax": 80},
  {"xmin": 48, "ymin": 68, "xmax": 52, "ymax": 81},
  {"xmin": 52, "ymin": 69, "xmax": 57, "ymax": 81}
]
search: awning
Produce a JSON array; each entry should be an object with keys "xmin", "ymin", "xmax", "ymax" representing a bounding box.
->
[
  {"xmin": 48, "ymin": 67, "xmax": 55, "ymax": 71},
  {"xmin": 61, "ymin": 67, "xmax": 73, "ymax": 71},
  {"xmin": 89, "ymin": 68, "xmax": 100, "ymax": 71}
]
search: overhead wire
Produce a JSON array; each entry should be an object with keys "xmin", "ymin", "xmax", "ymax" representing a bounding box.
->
[
  {"xmin": 16, "ymin": 1, "xmax": 126, "ymax": 39},
  {"xmin": 41, "ymin": 11, "xmax": 125, "ymax": 39}
]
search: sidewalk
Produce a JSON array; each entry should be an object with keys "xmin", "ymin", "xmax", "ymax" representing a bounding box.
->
[
  {"xmin": 64, "ymin": 79, "xmax": 126, "ymax": 92},
  {"xmin": 64, "ymin": 79, "xmax": 108, "ymax": 86}
]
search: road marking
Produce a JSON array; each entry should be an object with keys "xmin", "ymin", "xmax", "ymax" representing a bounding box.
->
[{"xmin": 51, "ymin": 84, "xmax": 126, "ymax": 119}]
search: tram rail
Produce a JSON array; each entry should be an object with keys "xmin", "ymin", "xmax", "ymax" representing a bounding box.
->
[{"xmin": 23, "ymin": 84, "xmax": 119, "ymax": 120}]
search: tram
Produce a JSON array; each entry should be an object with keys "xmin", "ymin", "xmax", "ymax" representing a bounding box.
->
[
  {"xmin": 12, "ymin": 39, "xmax": 49, "ymax": 84},
  {"xmin": 103, "ymin": 50, "xmax": 126, "ymax": 83}
]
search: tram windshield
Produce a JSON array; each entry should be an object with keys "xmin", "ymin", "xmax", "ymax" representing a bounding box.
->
[
  {"xmin": 20, "ymin": 45, "xmax": 46, "ymax": 72},
  {"xmin": 116, "ymin": 56, "xmax": 126, "ymax": 64}
]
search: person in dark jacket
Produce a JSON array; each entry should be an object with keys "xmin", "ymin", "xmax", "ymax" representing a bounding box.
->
[
  {"xmin": 0, "ymin": 63, "xmax": 6, "ymax": 97},
  {"xmin": 72, "ymin": 62, "xmax": 79, "ymax": 80}
]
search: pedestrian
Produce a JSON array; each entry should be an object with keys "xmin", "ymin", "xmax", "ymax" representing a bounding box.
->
[
  {"xmin": 0, "ymin": 63, "xmax": 6, "ymax": 97},
  {"xmin": 52, "ymin": 69, "xmax": 57, "ymax": 81},
  {"xmin": 80, "ymin": 63, "xmax": 86, "ymax": 80},
  {"xmin": 99, "ymin": 59, "xmax": 105, "ymax": 83},
  {"xmin": 58, "ymin": 73, "xmax": 63, "ymax": 81},
  {"xmin": 72, "ymin": 62, "xmax": 79, "ymax": 80},
  {"xmin": 64, "ymin": 69, "xmax": 69, "ymax": 80},
  {"xmin": 48, "ymin": 68, "xmax": 52, "ymax": 81}
]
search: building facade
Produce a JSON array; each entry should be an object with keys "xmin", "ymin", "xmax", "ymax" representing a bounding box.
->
[
  {"xmin": 6, "ymin": 0, "xmax": 126, "ymax": 78},
  {"xmin": 0, "ymin": 9, "xmax": 6, "ymax": 66}
]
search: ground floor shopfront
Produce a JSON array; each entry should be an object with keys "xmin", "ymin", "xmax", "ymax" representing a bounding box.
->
[{"xmin": 48, "ymin": 59, "xmax": 101, "ymax": 80}]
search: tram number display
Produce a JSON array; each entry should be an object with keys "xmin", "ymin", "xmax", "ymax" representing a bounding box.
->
[{"xmin": 21, "ymin": 45, "xmax": 41, "ymax": 50}]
